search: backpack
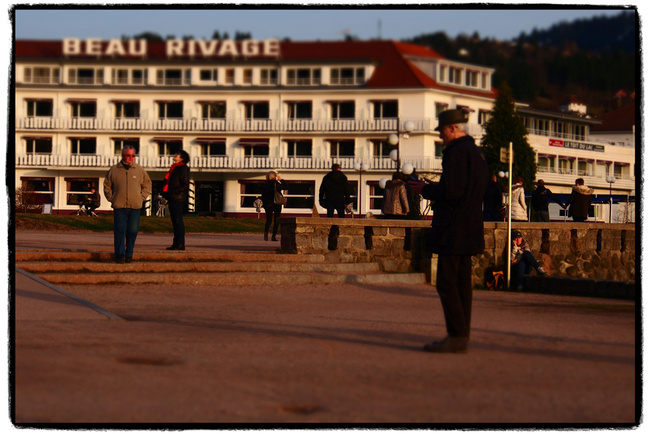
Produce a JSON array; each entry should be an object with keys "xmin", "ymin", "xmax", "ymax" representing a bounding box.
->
[{"xmin": 486, "ymin": 270, "xmax": 505, "ymax": 291}]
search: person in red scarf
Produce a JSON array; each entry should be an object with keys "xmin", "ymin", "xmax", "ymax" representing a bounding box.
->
[{"xmin": 163, "ymin": 150, "xmax": 190, "ymax": 250}]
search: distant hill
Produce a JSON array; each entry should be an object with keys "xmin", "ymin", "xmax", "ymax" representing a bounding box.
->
[{"xmin": 403, "ymin": 10, "xmax": 637, "ymax": 116}]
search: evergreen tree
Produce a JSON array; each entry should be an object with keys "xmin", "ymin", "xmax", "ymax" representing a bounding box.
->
[{"xmin": 481, "ymin": 82, "xmax": 537, "ymax": 191}]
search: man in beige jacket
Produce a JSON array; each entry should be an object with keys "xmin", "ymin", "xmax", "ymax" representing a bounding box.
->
[{"xmin": 104, "ymin": 145, "xmax": 152, "ymax": 263}]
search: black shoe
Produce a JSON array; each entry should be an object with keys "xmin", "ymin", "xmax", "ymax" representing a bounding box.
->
[
  {"xmin": 166, "ymin": 245, "xmax": 176, "ymax": 250},
  {"xmin": 115, "ymin": 254, "xmax": 125, "ymax": 264},
  {"xmin": 423, "ymin": 336, "xmax": 469, "ymax": 353},
  {"xmin": 264, "ymin": 233, "xmax": 269, "ymax": 241},
  {"xmin": 271, "ymin": 236, "xmax": 278, "ymax": 241},
  {"xmin": 125, "ymin": 257, "xmax": 133, "ymax": 263},
  {"xmin": 175, "ymin": 245, "xmax": 185, "ymax": 251}
]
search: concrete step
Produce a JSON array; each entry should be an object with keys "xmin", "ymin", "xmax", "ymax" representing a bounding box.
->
[
  {"xmin": 28, "ymin": 271, "xmax": 428, "ymax": 286},
  {"xmin": 15, "ymin": 251, "xmax": 327, "ymax": 263},
  {"xmin": 16, "ymin": 261, "xmax": 381, "ymax": 274}
]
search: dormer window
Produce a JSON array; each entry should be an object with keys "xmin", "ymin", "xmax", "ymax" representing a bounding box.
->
[
  {"xmin": 287, "ymin": 68, "xmax": 321, "ymax": 86},
  {"xmin": 330, "ymin": 67, "xmax": 364, "ymax": 85}
]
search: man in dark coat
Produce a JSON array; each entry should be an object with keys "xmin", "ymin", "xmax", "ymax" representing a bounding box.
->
[
  {"xmin": 319, "ymin": 163, "xmax": 352, "ymax": 218},
  {"xmin": 531, "ymin": 179, "xmax": 565, "ymax": 222},
  {"xmin": 409, "ymin": 109, "xmax": 489, "ymax": 353},
  {"xmin": 483, "ymin": 174, "xmax": 503, "ymax": 221}
]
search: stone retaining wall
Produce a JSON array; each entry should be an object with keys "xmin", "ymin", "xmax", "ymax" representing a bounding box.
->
[{"xmin": 279, "ymin": 218, "xmax": 636, "ymax": 287}]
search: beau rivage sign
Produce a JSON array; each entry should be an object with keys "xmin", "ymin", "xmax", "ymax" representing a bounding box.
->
[{"xmin": 62, "ymin": 38, "xmax": 281, "ymax": 58}]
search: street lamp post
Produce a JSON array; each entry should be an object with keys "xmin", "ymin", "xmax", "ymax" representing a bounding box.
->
[
  {"xmin": 354, "ymin": 162, "xmax": 369, "ymax": 218},
  {"xmin": 606, "ymin": 176, "xmax": 616, "ymax": 223},
  {"xmin": 387, "ymin": 118, "xmax": 415, "ymax": 171}
]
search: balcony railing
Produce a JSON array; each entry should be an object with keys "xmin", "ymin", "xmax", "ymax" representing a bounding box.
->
[
  {"xmin": 16, "ymin": 116, "xmax": 450, "ymax": 134},
  {"xmin": 15, "ymin": 153, "xmax": 443, "ymax": 173}
]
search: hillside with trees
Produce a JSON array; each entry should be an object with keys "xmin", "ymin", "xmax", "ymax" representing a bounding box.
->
[{"xmin": 404, "ymin": 10, "xmax": 637, "ymax": 116}]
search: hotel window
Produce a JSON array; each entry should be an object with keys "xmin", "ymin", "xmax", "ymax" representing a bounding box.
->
[
  {"xmin": 244, "ymin": 102, "xmax": 270, "ymax": 119},
  {"xmin": 157, "ymin": 101, "xmax": 184, "ymax": 119},
  {"xmin": 114, "ymin": 101, "xmax": 140, "ymax": 118},
  {"xmin": 372, "ymin": 139, "xmax": 392, "ymax": 158},
  {"xmin": 478, "ymin": 109, "xmax": 491, "ymax": 125},
  {"xmin": 239, "ymin": 180, "xmax": 265, "ymax": 208},
  {"xmin": 373, "ymin": 100, "xmax": 398, "ymax": 119},
  {"xmin": 481, "ymin": 72, "xmax": 490, "ymax": 90},
  {"xmin": 435, "ymin": 140, "xmax": 444, "ymax": 158},
  {"xmin": 112, "ymin": 68, "xmax": 147, "ymax": 85},
  {"xmin": 578, "ymin": 160, "xmax": 593, "ymax": 177},
  {"xmin": 558, "ymin": 158, "xmax": 574, "ymax": 175},
  {"xmin": 25, "ymin": 137, "xmax": 53, "ymax": 154},
  {"xmin": 200, "ymin": 69, "xmax": 219, "ymax": 82},
  {"xmin": 329, "ymin": 139, "xmax": 355, "ymax": 158},
  {"xmin": 287, "ymin": 101, "xmax": 312, "ymax": 119},
  {"xmin": 369, "ymin": 182, "xmax": 385, "ymax": 211},
  {"xmin": 465, "ymin": 70, "xmax": 478, "ymax": 87},
  {"xmin": 286, "ymin": 140, "xmax": 312, "ymax": 158},
  {"xmin": 70, "ymin": 138, "xmax": 96, "ymax": 155},
  {"xmin": 450, "ymin": 67, "xmax": 463, "ymax": 85},
  {"xmin": 330, "ymin": 101, "xmax": 355, "ymax": 119},
  {"xmin": 439, "ymin": 65, "xmax": 447, "ymax": 83},
  {"xmin": 261, "ymin": 68, "xmax": 278, "ymax": 85},
  {"xmin": 243, "ymin": 68, "xmax": 253, "ymax": 85},
  {"xmin": 112, "ymin": 138, "xmax": 140, "ymax": 155},
  {"xmin": 225, "ymin": 68, "xmax": 235, "ymax": 85},
  {"xmin": 435, "ymin": 102, "xmax": 448, "ymax": 116},
  {"xmin": 68, "ymin": 68, "xmax": 103, "ymax": 85},
  {"xmin": 20, "ymin": 177, "xmax": 54, "ymax": 207},
  {"xmin": 24, "ymin": 67, "xmax": 60, "ymax": 84},
  {"xmin": 283, "ymin": 181, "xmax": 315, "ymax": 209},
  {"xmin": 287, "ymin": 68, "xmax": 321, "ymax": 85},
  {"xmin": 26, "ymin": 99, "xmax": 53, "ymax": 117},
  {"xmin": 198, "ymin": 139, "xmax": 226, "ymax": 156},
  {"xmin": 155, "ymin": 140, "xmax": 183, "ymax": 156},
  {"xmin": 554, "ymin": 121, "xmax": 566, "ymax": 138},
  {"xmin": 330, "ymin": 67, "xmax": 364, "ymax": 85},
  {"xmin": 537, "ymin": 156, "xmax": 556, "ymax": 173},
  {"xmin": 156, "ymin": 68, "xmax": 190, "ymax": 85},
  {"xmin": 241, "ymin": 139, "xmax": 269, "ymax": 158},
  {"xmin": 71, "ymin": 101, "xmax": 97, "ymax": 118},
  {"xmin": 65, "ymin": 177, "xmax": 98, "ymax": 206},
  {"xmin": 201, "ymin": 101, "xmax": 226, "ymax": 119}
]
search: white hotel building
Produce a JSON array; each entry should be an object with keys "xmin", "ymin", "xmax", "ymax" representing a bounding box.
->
[{"xmin": 14, "ymin": 38, "xmax": 636, "ymax": 221}]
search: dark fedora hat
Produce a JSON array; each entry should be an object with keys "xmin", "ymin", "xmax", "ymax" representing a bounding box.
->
[{"xmin": 435, "ymin": 109, "xmax": 469, "ymax": 131}]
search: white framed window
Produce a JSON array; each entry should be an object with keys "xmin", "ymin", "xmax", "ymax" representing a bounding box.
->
[
  {"xmin": 24, "ymin": 66, "xmax": 60, "ymax": 84},
  {"xmin": 68, "ymin": 68, "xmax": 103, "ymax": 85},
  {"xmin": 244, "ymin": 101, "xmax": 269, "ymax": 120},
  {"xmin": 287, "ymin": 101, "xmax": 312, "ymax": 119},
  {"xmin": 243, "ymin": 68, "xmax": 253, "ymax": 85},
  {"xmin": 71, "ymin": 101, "xmax": 97, "ymax": 118},
  {"xmin": 329, "ymin": 139, "xmax": 355, "ymax": 158},
  {"xmin": 69, "ymin": 137, "xmax": 97, "ymax": 155},
  {"xmin": 112, "ymin": 138, "xmax": 140, "ymax": 155},
  {"xmin": 373, "ymin": 100, "xmax": 398, "ymax": 119},
  {"xmin": 155, "ymin": 140, "xmax": 183, "ymax": 156},
  {"xmin": 157, "ymin": 101, "xmax": 183, "ymax": 119},
  {"xmin": 26, "ymin": 99, "xmax": 53, "ymax": 117},
  {"xmin": 330, "ymin": 67, "xmax": 364, "ymax": 85},
  {"xmin": 261, "ymin": 68, "xmax": 278, "ymax": 85},
  {"xmin": 286, "ymin": 140, "xmax": 312, "ymax": 158},
  {"xmin": 329, "ymin": 101, "xmax": 355, "ymax": 119},
  {"xmin": 225, "ymin": 68, "xmax": 235, "ymax": 85},
  {"xmin": 112, "ymin": 68, "xmax": 147, "ymax": 85},
  {"xmin": 114, "ymin": 101, "xmax": 140, "ymax": 118},
  {"xmin": 201, "ymin": 101, "xmax": 226, "ymax": 119},
  {"xmin": 25, "ymin": 137, "xmax": 53, "ymax": 154},
  {"xmin": 156, "ymin": 68, "xmax": 190, "ymax": 85},
  {"xmin": 287, "ymin": 68, "xmax": 321, "ymax": 85},
  {"xmin": 199, "ymin": 69, "xmax": 219, "ymax": 82}
]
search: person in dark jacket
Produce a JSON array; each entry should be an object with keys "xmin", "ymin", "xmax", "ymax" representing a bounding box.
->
[
  {"xmin": 483, "ymin": 174, "xmax": 503, "ymax": 221},
  {"xmin": 409, "ymin": 109, "xmax": 489, "ymax": 353},
  {"xmin": 566, "ymin": 178, "xmax": 593, "ymax": 222},
  {"xmin": 531, "ymin": 179, "xmax": 565, "ymax": 222},
  {"xmin": 261, "ymin": 170, "xmax": 288, "ymax": 241},
  {"xmin": 319, "ymin": 164, "xmax": 352, "ymax": 218},
  {"xmin": 163, "ymin": 150, "xmax": 190, "ymax": 250},
  {"xmin": 381, "ymin": 172, "xmax": 410, "ymax": 219},
  {"xmin": 83, "ymin": 187, "xmax": 101, "ymax": 216}
]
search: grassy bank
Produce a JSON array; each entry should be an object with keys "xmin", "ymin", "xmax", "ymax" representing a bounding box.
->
[{"xmin": 14, "ymin": 213, "xmax": 266, "ymax": 233}]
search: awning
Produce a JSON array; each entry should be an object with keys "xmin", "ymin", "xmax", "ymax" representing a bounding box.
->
[
  {"xmin": 196, "ymin": 138, "xmax": 226, "ymax": 143},
  {"xmin": 238, "ymin": 138, "xmax": 269, "ymax": 146},
  {"xmin": 153, "ymin": 137, "xmax": 183, "ymax": 142}
]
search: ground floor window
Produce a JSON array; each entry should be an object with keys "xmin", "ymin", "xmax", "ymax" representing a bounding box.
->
[
  {"xmin": 65, "ymin": 177, "xmax": 99, "ymax": 206},
  {"xmin": 239, "ymin": 180, "xmax": 315, "ymax": 209},
  {"xmin": 195, "ymin": 181, "xmax": 223, "ymax": 214},
  {"xmin": 368, "ymin": 181, "xmax": 385, "ymax": 211},
  {"xmin": 17, "ymin": 177, "xmax": 54, "ymax": 211}
]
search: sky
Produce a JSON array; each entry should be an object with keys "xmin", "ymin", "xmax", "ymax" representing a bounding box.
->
[{"xmin": 11, "ymin": 4, "xmax": 633, "ymax": 43}]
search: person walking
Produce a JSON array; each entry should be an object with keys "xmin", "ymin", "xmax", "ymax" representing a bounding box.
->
[
  {"xmin": 510, "ymin": 176, "xmax": 528, "ymax": 222},
  {"xmin": 319, "ymin": 163, "xmax": 352, "ymax": 218},
  {"xmin": 531, "ymin": 179, "xmax": 565, "ymax": 222},
  {"xmin": 408, "ymin": 109, "xmax": 489, "ymax": 353},
  {"xmin": 566, "ymin": 178, "xmax": 593, "ymax": 222},
  {"xmin": 103, "ymin": 145, "xmax": 152, "ymax": 263},
  {"xmin": 163, "ymin": 150, "xmax": 190, "ymax": 250},
  {"xmin": 509, "ymin": 230, "xmax": 546, "ymax": 291},
  {"xmin": 483, "ymin": 174, "xmax": 503, "ymax": 222},
  {"xmin": 261, "ymin": 170, "xmax": 287, "ymax": 241},
  {"xmin": 380, "ymin": 172, "xmax": 410, "ymax": 219}
]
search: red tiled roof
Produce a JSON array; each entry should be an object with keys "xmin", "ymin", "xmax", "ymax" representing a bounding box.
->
[
  {"xmin": 15, "ymin": 39, "xmax": 496, "ymax": 96},
  {"xmin": 592, "ymin": 103, "xmax": 635, "ymax": 132}
]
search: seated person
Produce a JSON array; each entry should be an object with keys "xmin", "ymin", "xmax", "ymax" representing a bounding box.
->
[
  {"xmin": 510, "ymin": 230, "xmax": 546, "ymax": 291},
  {"xmin": 83, "ymin": 187, "xmax": 101, "ymax": 216}
]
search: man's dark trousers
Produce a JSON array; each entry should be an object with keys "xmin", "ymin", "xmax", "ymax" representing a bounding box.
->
[{"xmin": 436, "ymin": 254, "xmax": 473, "ymax": 338}]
